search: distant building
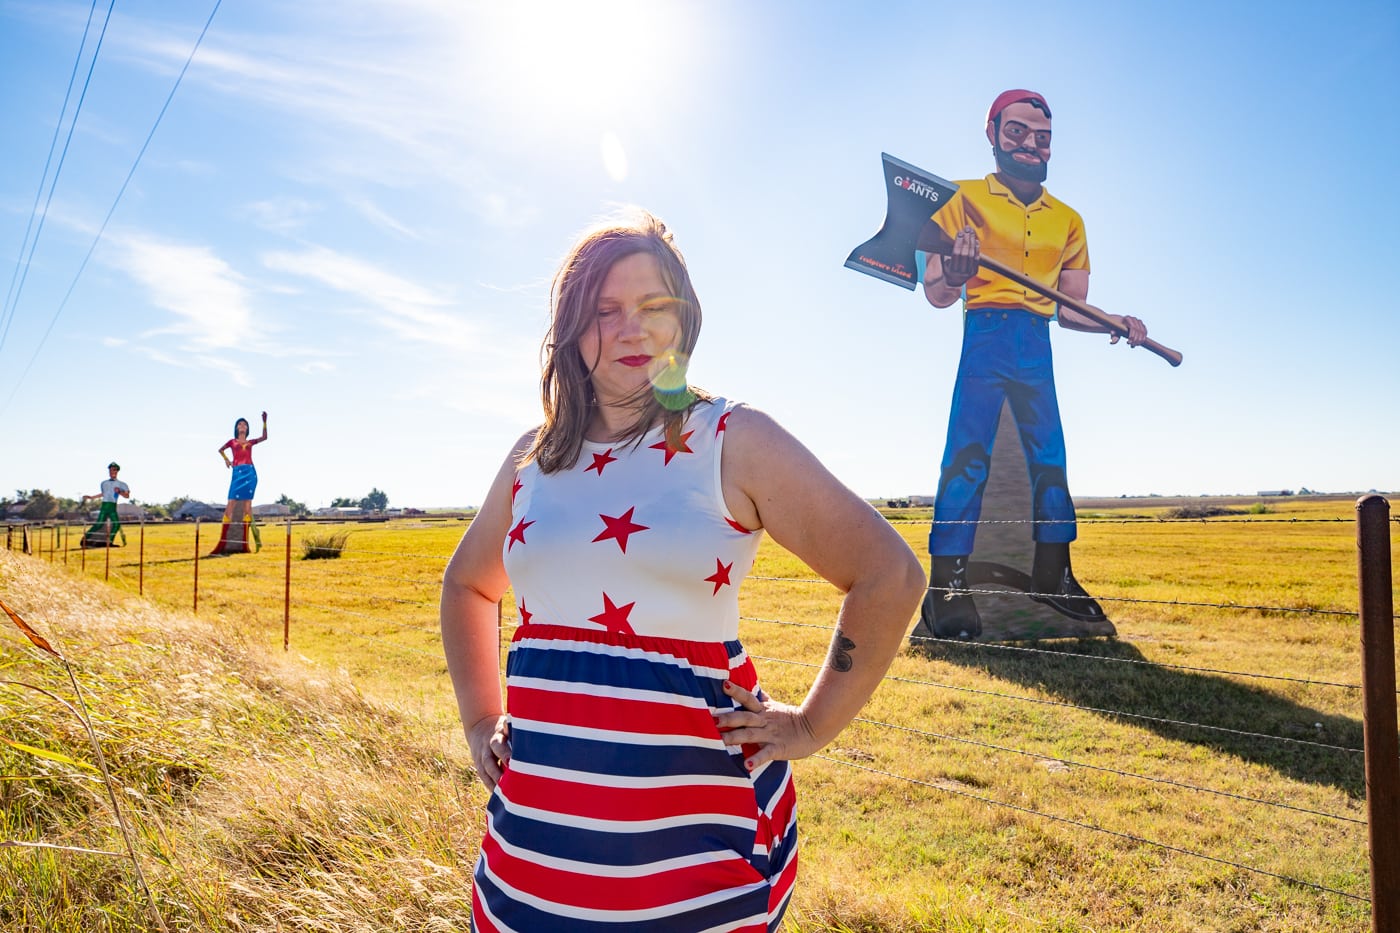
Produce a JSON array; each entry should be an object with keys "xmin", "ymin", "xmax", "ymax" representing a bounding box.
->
[
  {"xmin": 252, "ymin": 503, "xmax": 291, "ymax": 517},
  {"xmin": 174, "ymin": 500, "xmax": 225, "ymax": 521},
  {"xmin": 115, "ymin": 502, "xmax": 148, "ymax": 522},
  {"xmin": 1257, "ymin": 489, "xmax": 1294, "ymax": 497},
  {"xmin": 313, "ymin": 506, "xmax": 364, "ymax": 518}
]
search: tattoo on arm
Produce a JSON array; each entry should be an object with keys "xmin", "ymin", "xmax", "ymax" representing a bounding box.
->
[{"xmin": 828, "ymin": 631, "xmax": 855, "ymax": 673}]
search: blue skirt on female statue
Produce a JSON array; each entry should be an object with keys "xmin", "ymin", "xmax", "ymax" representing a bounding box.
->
[{"xmin": 228, "ymin": 464, "xmax": 258, "ymax": 501}]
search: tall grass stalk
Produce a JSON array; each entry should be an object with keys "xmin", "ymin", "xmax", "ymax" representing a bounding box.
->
[
  {"xmin": 301, "ymin": 530, "xmax": 349, "ymax": 560},
  {"xmin": 0, "ymin": 598, "xmax": 170, "ymax": 932}
]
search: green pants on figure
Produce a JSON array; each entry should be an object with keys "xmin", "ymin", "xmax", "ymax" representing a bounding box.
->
[{"xmin": 85, "ymin": 501, "xmax": 125, "ymax": 546}]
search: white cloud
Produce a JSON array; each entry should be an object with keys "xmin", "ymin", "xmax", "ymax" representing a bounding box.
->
[
  {"xmin": 195, "ymin": 354, "xmax": 252, "ymax": 387},
  {"xmin": 104, "ymin": 5, "xmax": 568, "ymax": 227},
  {"xmin": 262, "ymin": 245, "xmax": 476, "ymax": 349},
  {"xmin": 116, "ymin": 235, "xmax": 253, "ymax": 351},
  {"xmin": 99, "ymin": 233, "xmax": 336, "ymax": 381},
  {"xmin": 343, "ymin": 196, "xmax": 422, "ymax": 241},
  {"xmin": 104, "ymin": 338, "xmax": 247, "ymax": 385},
  {"xmin": 246, "ymin": 197, "xmax": 321, "ymax": 234}
]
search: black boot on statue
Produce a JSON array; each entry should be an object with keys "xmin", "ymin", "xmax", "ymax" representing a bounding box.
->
[
  {"xmin": 1030, "ymin": 543, "xmax": 1106, "ymax": 622},
  {"xmin": 923, "ymin": 555, "xmax": 982, "ymax": 638}
]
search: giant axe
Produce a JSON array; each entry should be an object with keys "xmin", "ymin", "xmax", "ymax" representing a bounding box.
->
[{"xmin": 846, "ymin": 153, "xmax": 1183, "ymax": 367}]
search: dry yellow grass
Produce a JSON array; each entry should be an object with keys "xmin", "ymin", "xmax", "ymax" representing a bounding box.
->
[{"xmin": 1, "ymin": 495, "xmax": 1391, "ymax": 930}]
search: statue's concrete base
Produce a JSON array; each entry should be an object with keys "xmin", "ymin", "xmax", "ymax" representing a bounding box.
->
[{"xmin": 915, "ymin": 403, "xmax": 1117, "ymax": 643}]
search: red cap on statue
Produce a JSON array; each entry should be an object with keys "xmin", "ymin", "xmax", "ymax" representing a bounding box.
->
[{"xmin": 986, "ymin": 89, "xmax": 1051, "ymax": 127}]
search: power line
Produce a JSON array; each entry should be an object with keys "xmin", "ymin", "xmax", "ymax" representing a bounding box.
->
[
  {"xmin": 0, "ymin": 0, "xmax": 115, "ymax": 356},
  {"xmin": 0, "ymin": 0, "xmax": 224, "ymax": 417}
]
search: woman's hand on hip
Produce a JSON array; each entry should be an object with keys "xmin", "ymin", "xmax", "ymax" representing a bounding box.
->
[
  {"xmin": 466, "ymin": 713, "xmax": 511, "ymax": 792},
  {"xmin": 715, "ymin": 679, "xmax": 819, "ymax": 771}
]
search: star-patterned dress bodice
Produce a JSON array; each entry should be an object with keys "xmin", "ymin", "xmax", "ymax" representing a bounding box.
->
[{"xmin": 503, "ymin": 397, "xmax": 761, "ymax": 642}]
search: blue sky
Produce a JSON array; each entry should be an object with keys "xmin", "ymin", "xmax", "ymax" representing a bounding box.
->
[{"xmin": 1, "ymin": 0, "xmax": 1396, "ymax": 510}]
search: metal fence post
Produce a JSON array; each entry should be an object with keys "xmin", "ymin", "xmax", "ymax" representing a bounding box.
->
[
  {"xmin": 139, "ymin": 518, "xmax": 145, "ymax": 596},
  {"xmin": 1357, "ymin": 494, "xmax": 1398, "ymax": 933}
]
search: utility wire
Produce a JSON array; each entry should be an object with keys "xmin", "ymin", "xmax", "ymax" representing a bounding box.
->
[
  {"xmin": 757, "ymin": 654, "xmax": 1363, "ymax": 754},
  {"xmin": 0, "ymin": 0, "xmax": 224, "ymax": 418},
  {"xmin": 848, "ymin": 715, "xmax": 1365, "ymax": 825},
  {"xmin": 0, "ymin": 0, "xmax": 115, "ymax": 356},
  {"xmin": 814, "ymin": 754, "xmax": 1368, "ymax": 904},
  {"xmin": 746, "ymin": 614, "xmax": 1367, "ymax": 691},
  {"xmin": 748, "ymin": 573, "xmax": 1371, "ymax": 620},
  {"xmin": 887, "ymin": 516, "xmax": 1383, "ymax": 525}
]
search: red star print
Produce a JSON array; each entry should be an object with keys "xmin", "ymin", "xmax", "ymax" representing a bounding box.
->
[
  {"xmin": 704, "ymin": 558, "xmax": 733, "ymax": 595},
  {"xmin": 507, "ymin": 518, "xmax": 535, "ymax": 551},
  {"xmin": 518, "ymin": 598, "xmax": 533, "ymax": 625},
  {"xmin": 589, "ymin": 592, "xmax": 636, "ymax": 634},
  {"xmin": 593, "ymin": 506, "xmax": 649, "ymax": 553},
  {"xmin": 587, "ymin": 448, "xmax": 618, "ymax": 475},
  {"xmin": 511, "ymin": 476, "xmax": 522, "ymax": 502},
  {"xmin": 716, "ymin": 411, "xmax": 730, "ymax": 435},
  {"xmin": 649, "ymin": 430, "xmax": 694, "ymax": 465},
  {"xmin": 725, "ymin": 517, "xmax": 753, "ymax": 535}
]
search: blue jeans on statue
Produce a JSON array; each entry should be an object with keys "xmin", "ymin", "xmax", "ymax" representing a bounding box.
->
[{"xmin": 930, "ymin": 308, "xmax": 1076, "ymax": 557}]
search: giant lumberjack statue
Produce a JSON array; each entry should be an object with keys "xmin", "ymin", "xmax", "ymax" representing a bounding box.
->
[{"xmin": 916, "ymin": 89, "xmax": 1150, "ymax": 638}]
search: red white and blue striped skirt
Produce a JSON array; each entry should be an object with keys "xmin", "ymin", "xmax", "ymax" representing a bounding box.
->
[{"xmin": 472, "ymin": 623, "xmax": 798, "ymax": 932}]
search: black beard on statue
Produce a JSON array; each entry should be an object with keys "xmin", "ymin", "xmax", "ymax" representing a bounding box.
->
[{"xmin": 993, "ymin": 145, "xmax": 1048, "ymax": 183}]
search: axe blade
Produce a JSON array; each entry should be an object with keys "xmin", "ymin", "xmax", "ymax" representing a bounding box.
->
[{"xmin": 845, "ymin": 153, "xmax": 958, "ymax": 290}]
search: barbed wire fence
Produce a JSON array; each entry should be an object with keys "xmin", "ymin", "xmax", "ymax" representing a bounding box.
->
[{"xmin": 3, "ymin": 501, "xmax": 1396, "ymax": 922}]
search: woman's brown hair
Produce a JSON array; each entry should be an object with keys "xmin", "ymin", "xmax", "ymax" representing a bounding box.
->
[{"xmin": 524, "ymin": 209, "xmax": 708, "ymax": 474}]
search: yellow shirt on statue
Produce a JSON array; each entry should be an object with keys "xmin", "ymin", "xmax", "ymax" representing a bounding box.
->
[{"xmin": 931, "ymin": 173, "xmax": 1089, "ymax": 318}]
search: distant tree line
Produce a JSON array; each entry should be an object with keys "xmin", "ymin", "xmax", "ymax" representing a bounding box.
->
[
  {"xmin": 2, "ymin": 489, "xmax": 81, "ymax": 520},
  {"xmin": 330, "ymin": 488, "xmax": 389, "ymax": 512},
  {"xmin": 4, "ymin": 488, "xmax": 388, "ymax": 521}
]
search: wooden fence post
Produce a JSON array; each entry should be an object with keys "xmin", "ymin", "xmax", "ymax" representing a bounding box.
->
[
  {"xmin": 1357, "ymin": 494, "xmax": 1398, "ymax": 933},
  {"xmin": 193, "ymin": 519, "xmax": 201, "ymax": 614},
  {"xmin": 283, "ymin": 519, "xmax": 292, "ymax": 651}
]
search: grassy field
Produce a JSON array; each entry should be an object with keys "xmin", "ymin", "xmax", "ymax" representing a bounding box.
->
[{"xmin": 0, "ymin": 496, "xmax": 1393, "ymax": 930}]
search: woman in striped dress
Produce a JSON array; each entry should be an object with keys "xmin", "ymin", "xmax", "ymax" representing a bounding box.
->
[{"xmin": 441, "ymin": 210, "xmax": 925, "ymax": 931}]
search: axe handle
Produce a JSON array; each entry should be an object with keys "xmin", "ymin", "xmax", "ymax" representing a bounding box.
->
[
  {"xmin": 975, "ymin": 253, "xmax": 1183, "ymax": 368},
  {"xmin": 919, "ymin": 222, "xmax": 1182, "ymax": 367}
]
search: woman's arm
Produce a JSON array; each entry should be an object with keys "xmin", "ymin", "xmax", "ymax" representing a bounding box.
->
[
  {"xmin": 440, "ymin": 431, "xmax": 533, "ymax": 790},
  {"xmin": 250, "ymin": 411, "xmax": 269, "ymax": 446},
  {"xmin": 715, "ymin": 407, "xmax": 926, "ymax": 770}
]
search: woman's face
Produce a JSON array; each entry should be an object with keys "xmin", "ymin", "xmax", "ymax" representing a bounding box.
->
[
  {"xmin": 235, "ymin": 420, "xmax": 249, "ymax": 440},
  {"xmin": 577, "ymin": 252, "xmax": 682, "ymax": 407}
]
